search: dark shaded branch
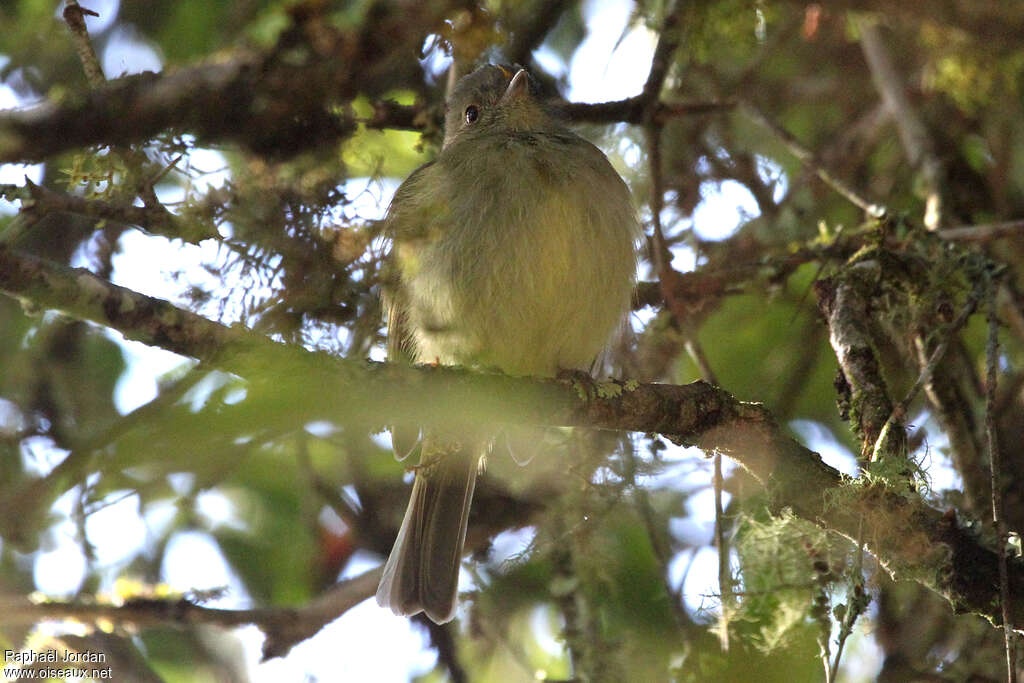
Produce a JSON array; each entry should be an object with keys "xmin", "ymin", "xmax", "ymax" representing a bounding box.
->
[
  {"xmin": 0, "ymin": 60, "xmax": 335, "ymax": 162},
  {"xmin": 642, "ymin": 0, "xmax": 686, "ymax": 101},
  {"xmin": 0, "ymin": 57, "xmax": 729, "ymax": 163},
  {"xmin": 362, "ymin": 100, "xmax": 436, "ymax": 132},
  {"xmin": 504, "ymin": 0, "xmax": 575, "ymax": 66},
  {"xmin": 2, "ymin": 244, "xmax": 1024, "ymax": 632},
  {"xmin": 1, "ymin": 179, "xmax": 216, "ymax": 244},
  {"xmin": 558, "ymin": 97, "xmax": 735, "ymax": 126},
  {"xmin": 0, "ymin": 2, "xmax": 453, "ymax": 162},
  {"xmin": 366, "ymin": 96, "xmax": 738, "ymax": 133},
  {"xmin": 0, "ymin": 567, "xmax": 382, "ymax": 661},
  {"xmin": 416, "ymin": 617, "xmax": 468, "ymax": 683}
]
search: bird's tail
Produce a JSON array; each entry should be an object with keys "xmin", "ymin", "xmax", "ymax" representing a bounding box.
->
[{"xmin": 375, "ymin": 438, "xmax": 479, "ymax": 623}]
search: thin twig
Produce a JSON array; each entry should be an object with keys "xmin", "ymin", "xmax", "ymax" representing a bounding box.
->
[
  {"xmin": 939, "ymin": 219, "xmax": 1024, "ymax": 243},
  {"xmin": 912, "ymin": 333, "xmax": 989, "ymax": 514},
  {"xmin": 631, "ymin": 456, "xmax": 692, "ymax": 632},
  {"xmin": 869, "ymin": 286, "xmax": 982, "ymax": 464},
  {"xmin": 641, "ymin": 0, "xmax": 686, "ymax": 264},
  {"xmin": 62, "ymin": 1, "xmax": 106, "ymax": 88},
  {"xmin": 712, "ymin": 449, "xmax": 731, "ymax": 652},
  {"xmin": 16, "ymin": 179, "xmax": 215, "ymax": 244},
  {"xmin": 655, "ymin": 99, "xmax": 737, "ymax": 119},
  {"xmin": 296, "ymin": 436, "xmax": 363, "ymax": 532},
  {"xmin": 856, "ymin": 17, "xmax": 944, "ymax": 230},
  {"xmin": 646, "ymin": 123, "xmax": 671, "ymax": 266},
  {"xmin": 740, "ymin": 102, "xmax": 886, "ymax": 218},
  {"xmin": 829, "ymin": 520, "xmax": 869, "ymax": 680},
  {"xmin": 683, "ymin": 337, "xmax": 732, "ymax": 651},
  {"xmin": 894, "ymin": 289, "xmax": 983, "ymax": 419},
  {"xmin": 684, "ymin": 339, "xmax": 719, "ymax": 387},
  {"xmin": 0, "ymin": 567, "xmax": 381, "ymax": 661},
  {"xmin": 551, "ymin": 520, "xmax": 586, "ymax": 680},
  {"xmin": 642, "ymin": 0, "xmax": 685, "ymax": 102},
  {"xmin": 643, "ymin": 119, "xmax": 704, "ymax": 330},
  {"xmin": 987, "ymin": 282, "xmax": 1016, "ymax": 683}
]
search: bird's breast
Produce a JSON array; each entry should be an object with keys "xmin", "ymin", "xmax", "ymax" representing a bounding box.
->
[{"xmin": 402, "ymin": 137, "xmax": 637, "ymax": 376}]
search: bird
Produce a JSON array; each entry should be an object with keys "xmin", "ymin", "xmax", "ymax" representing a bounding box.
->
[{"xmin": 375, "ymin": 64, "xmax": 640, "ymax": 623}]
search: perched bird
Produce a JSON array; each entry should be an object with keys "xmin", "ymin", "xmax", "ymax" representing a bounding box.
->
[{"xmin": 376, "ymin": 64, "xmax": 639, "ymax": 623}]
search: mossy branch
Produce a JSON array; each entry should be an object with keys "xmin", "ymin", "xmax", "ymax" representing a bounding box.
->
[{"xmin": 0, "ymin": 242, "xmax": 1022, "ymax": 633}]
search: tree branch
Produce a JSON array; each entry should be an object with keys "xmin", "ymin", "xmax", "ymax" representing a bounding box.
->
[
  {"xmin": 740, "ymin": 101, "xmax": 886, "ymax": 218},
  {"xmin": 503, "ymin": 0, "xmax": 575, "ymax": 66},
  {"xmin": 1, "ymin": 243, "xmax": 1023, "ymax": 634},
  {"xmin": 62, "ymin": 0, "xmax": 106, "ymax": 88},
  {"xmin": 0, "ymin": 1, "xmax": 453, "ymax": 162},
  {"xmin": 361, "ymin": 96, "xmax": 736, "ymax": 134},
  {"xmin": 0, "ymin": 1, "xmax": 725, "ymax": 165},
  {"xmin": 642, "ymin": 0, "xmax": 686, "ymax": 102},
  {"xmin": 0, "ymin": 567, "xmax": 382, "ymax": 661},
  {"xmin": 558, "ymin": 97, "xmax": 735, "ymax": 126},
  {"xmin": 857, "ymin": 17, "xmax": 944, "ymax": 229},
  {"xmin": 0, "ymin": 180, "xmax": 216, "ymax": 245},
  {"xmin": 815, "ymin": 259, "xmax": 904, "ymax": 463},
  {"xmin": 939, "ymin": 219, "xmax": 1024, "ymax": 243}
]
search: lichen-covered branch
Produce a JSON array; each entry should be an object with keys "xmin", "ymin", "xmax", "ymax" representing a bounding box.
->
[{"xmin": 815, "ymin": 259, "xmax": 905, "ymax": 462}]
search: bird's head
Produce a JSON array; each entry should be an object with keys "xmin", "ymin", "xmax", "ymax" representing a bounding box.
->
[{"xmin": 442, "ymin": 65, "xmax": 551, "ymax": 148}]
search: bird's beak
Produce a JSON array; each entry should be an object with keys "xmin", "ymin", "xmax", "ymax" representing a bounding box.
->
[{"xmin": 501, "ymin": 69, "xmax": 530, "ymax": 104}]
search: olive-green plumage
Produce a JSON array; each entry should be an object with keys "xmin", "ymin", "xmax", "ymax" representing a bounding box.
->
[{"xmin": 375, "ymin": 65, "xmax": 639, "ymax": 624}]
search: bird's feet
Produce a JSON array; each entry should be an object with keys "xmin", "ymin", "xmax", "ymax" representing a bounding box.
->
[{"xmin": 557, "ymin": 368, "xmax": 599, "ymax": 402}]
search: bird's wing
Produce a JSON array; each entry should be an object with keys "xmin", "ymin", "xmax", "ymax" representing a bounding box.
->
[
  {"xmin": 384, "ymin": 161, "xmax": 442, "ymax": 238},
  {"xmin": 385, "ymin": 293, "xmax": 422, "ymax": 460},
  {"xmin": 383, "ymin": 161, "xmax": 446, "ymax": 459}
]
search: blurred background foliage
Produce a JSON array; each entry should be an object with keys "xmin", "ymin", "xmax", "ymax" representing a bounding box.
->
[{"xmin": 1, "ymin": 0, "xmax": 1024, "ymax": 680}]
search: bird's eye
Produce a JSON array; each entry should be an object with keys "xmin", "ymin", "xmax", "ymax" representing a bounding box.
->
[{"xmin": 464, "ymin": 105, "xmax": 480, "ymax": 124}]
